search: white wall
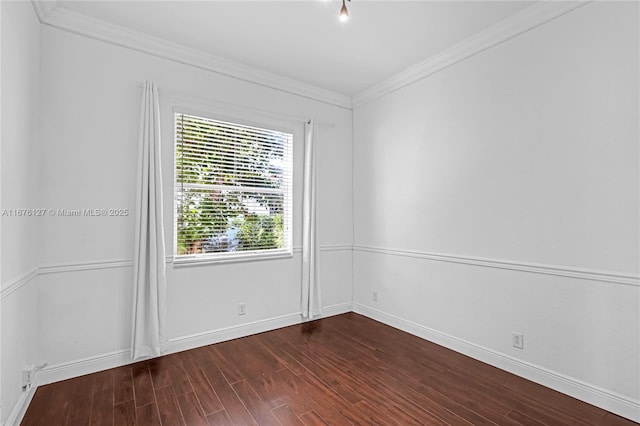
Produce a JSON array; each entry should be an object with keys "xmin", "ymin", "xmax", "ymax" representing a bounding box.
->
[
  {"xmin": 0, "ymin": 1, "xmax": 41, "ymax": 423},
  {"xmin": 36, "ymin": 24, "xmax": 352, "ymax": 372},
  {"xmin": 353, "ymin": 1, "xmax": 639, "ymax": 418}
]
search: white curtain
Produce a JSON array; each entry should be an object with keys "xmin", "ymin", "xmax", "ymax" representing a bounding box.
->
[
  {"xmin": 131, "ymin": 81, "xmax": 167, "ymax": 360},
  {"xmin": 302, "ymin": 120, "xmax": 322, "ymax": 319}
]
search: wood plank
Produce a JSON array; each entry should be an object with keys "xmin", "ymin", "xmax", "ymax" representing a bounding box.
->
[
  {"xmin": 181, "ymin": 350, "xmax": 225, "ymax": 414},
  {"xmin": 132, "ymin": 364, "xmax": 155, "ymax": 407},
  {"xmin": 418, "ymin": 385, "xmax": 508, "ymax": 426},
  {"xmin": 196, "ymin": 352, "xmax": 258, "ymax": 425},
  {"xmin": 353, "ymin": 400, "xmax": 402, "ymax": 426},
  {"xmin": 506, "ymin": 409, "xmax": 547, "ymax": 425},
  {"xmin": 166, "ymin": 353, "xmax": 194, "ymax": 395},
  {"xmin": 93, "ymin": 370, "xmax": 114, "ymax": 393},
  {"xmin": 295, "ymin": 372, "xmax": 374, "ymax": 425},
  {"xmin": 90, "ymin": 370, "xmax": 114, "ymax": 426},
  {"xmin": 113, "ymin": 366, "xmax": 134, "ymax": 404},
  {"xmin": 39, "ymin": 379, "xmax": 76, "ymax": 425},
  {"xmin": 208, "ymin": 345, "xmax": 246, "ymax": 384},
  {"xmin": 254, "ymin": 332, "xmax": 307, "ymax": 375},
  {"xmin": 299, "ymin": 410, "xmax": 329, "ymax": 426},
  {"xmin": 290, "ymin": 348, "xmax": 446, "ymax": 426},
  {"xmin": 65, "ymin": 374, "xmax": 96, "ymax": 425},
  {"xmin": 281, "ymin": 340, "xmax": 444, "ymax": 425},
  {"xmin": 113, "ymin": 400, "xmax": 137, "ymax": 426},
  {"xmin": 136, "ymin": 403, "xmax": 161, "ymax": 425},
  {"xmin": 155, "ymin": 385, "xmax": 185, "ymax": 426},
  {"xmin": 246, "ymin": 370, "xmax": 287, "ymax": 409},
  {"xmin": 277, "ymin": 341, "xmax": 365, "ymax": 405},
  {"xmin": 206, "ymin": 410, "xmax": 234, "ymax": 426},
  {"xmin": 270, "ymin": 368, "xmax": 320, "ymax": 417},
  {"xmin": 272, "ymin": 405, "xmax": 305, "ymax": 426},
  {"xmin": 149, "ymin": 357, "xmax": 173, "ymax": 390},
  {"xmin": 176, "ymin": 391, "xmax": 209, "ymax": 426},
  {"xmin": 89, "ymin": 388, "xmax": 114, "ymax": 426},
  {"xmin": 231, "ymin": 379, "xmax": 281, "ymax": 426}
]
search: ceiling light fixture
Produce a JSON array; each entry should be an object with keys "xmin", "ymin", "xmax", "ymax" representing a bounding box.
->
[{"xmin": 339, "ymin": 0, "xmax": 350, "ymax": 22}]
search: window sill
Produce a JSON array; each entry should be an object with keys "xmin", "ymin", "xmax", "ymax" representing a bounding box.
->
[{"xmin": 173, "ymin": 249, "xmax": 293, "ymax": 267}]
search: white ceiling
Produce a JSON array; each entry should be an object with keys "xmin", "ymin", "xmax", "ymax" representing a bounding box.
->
[{"xmin": 54, "ymin": 1, "xmax": 534, "ymax": 97}]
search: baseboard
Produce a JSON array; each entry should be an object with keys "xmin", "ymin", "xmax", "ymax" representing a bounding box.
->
[
  {"xmin": 319, "ymin": 301, "xmax": 353, "ymax": 317},
  {"xmin": 36, "ymin": 349, "xmax": 132, "ymax": 387},
  {"xmin": 166, "ymin": 313, "xmax": 303, "ymax": 354},
  {"xmin": 353, "ymin": 302, "xmax": 640, "ymax": 423},
  {"xmin": 4, "ymin": 386, "xmax": 36, "ymax": 426},
  {"xmin": 166, "ymin": 302, "xmax": 352, "ymax": 354},
  {"xmin": 35, "ymin": 301, "xmax": 352, "ymax": 386}
]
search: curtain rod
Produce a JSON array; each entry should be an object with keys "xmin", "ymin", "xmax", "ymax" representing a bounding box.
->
[{"xmin": 136, "ymin": 82, "xmax": 337, "ymax": 128}]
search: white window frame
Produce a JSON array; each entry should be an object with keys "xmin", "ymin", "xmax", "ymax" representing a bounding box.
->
[{"xmin": 173, "ymin": 108, "xmax": 294, "ymax": 266}]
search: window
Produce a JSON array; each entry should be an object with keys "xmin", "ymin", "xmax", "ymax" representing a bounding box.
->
[{"xmin": 174, "ymin": 112, "xmax": 293, "ymax": 263}]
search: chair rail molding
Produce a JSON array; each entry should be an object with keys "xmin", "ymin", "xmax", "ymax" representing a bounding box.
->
[
  {"xmin": 354, "ymin": 245, "xmax": 640, "ymax": 287},
  {"xmin": 0, "ymin": 268, "xmax": 39, "ymax": 301}
]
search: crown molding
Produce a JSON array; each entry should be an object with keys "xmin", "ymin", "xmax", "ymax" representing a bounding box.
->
[
  {"xmin": 30, "ymin": 0, "xmax": 57, "ymax": 23},
  {"xmin": 32, "ymin": 1, "xmax": 590, "ymax": 110},
  {"xmin": 36, "ymin": 4, "xmax": 352, "ymax": 110},
  {"xmin": 352, "ymin": 1, "xmax": 590, "ymax": 108}
]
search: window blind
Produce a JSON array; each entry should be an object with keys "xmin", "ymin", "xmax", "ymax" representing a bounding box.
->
[{"xmin": 175, "ymin": 113, "xmax": 293, "ymax": 259}]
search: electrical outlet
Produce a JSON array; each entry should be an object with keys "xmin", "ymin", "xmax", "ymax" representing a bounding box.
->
[
  {"xmin": 238, "ymin": 303, "xmax": 246, "ymax": 316},
  {"xmin": 512, "ymin": 332, "xmax": 524, "ymax": 349},
  {"xmin": 372, "ymin": 291, "xmax": 378, "ymax": 302}
]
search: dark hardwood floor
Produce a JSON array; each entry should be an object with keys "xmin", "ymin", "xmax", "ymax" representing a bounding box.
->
[{"xmin": 21, "ymin": 313, "xmax": 637, "ymax": 425}]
